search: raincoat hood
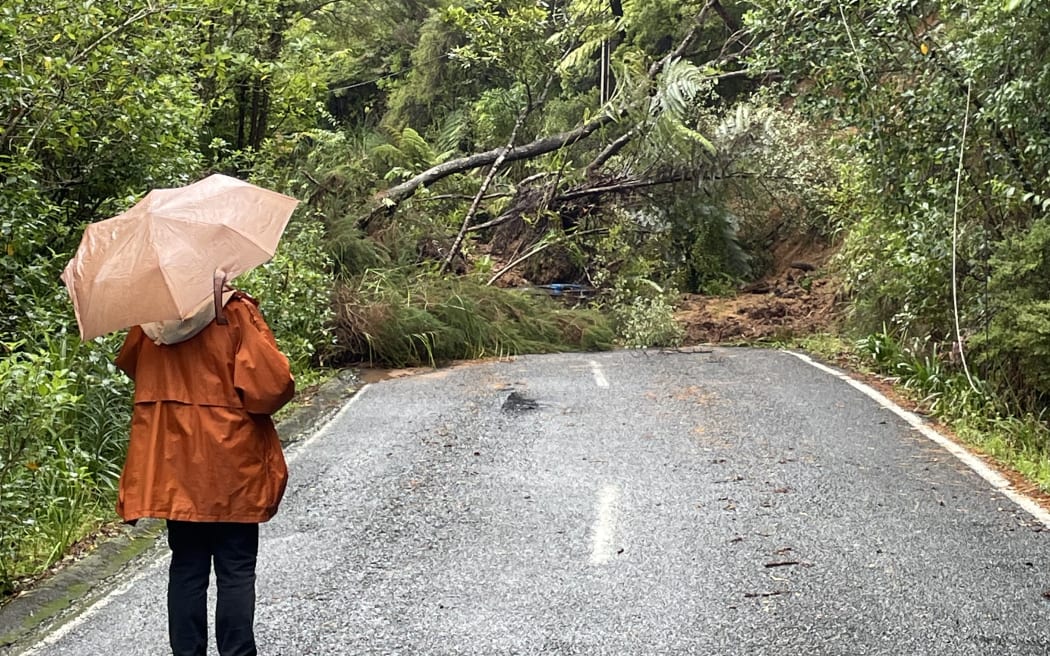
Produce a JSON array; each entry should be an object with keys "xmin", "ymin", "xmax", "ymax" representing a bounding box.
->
[{"xmin": 141, "ymin": 290, "xmax": 236, "ymax": 345}]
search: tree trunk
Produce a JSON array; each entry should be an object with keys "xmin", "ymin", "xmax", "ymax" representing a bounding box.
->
[{"xmin": 363, "ymin": 112, "xmax": 619, "ymax": 227}]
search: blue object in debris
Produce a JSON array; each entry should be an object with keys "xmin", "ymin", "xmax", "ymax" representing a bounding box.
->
[
  {"xmin": 539, "ymin": 283, "xmax": 585, "ymax": 295},
  {"xmin": 536, "ymin": 283, "xmax": 594, "ymax": 298}
]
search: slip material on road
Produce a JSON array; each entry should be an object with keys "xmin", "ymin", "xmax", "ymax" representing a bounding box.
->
[{"xmin": 19, "ymin": 348, "xmax": 1050, "ymax": 655}]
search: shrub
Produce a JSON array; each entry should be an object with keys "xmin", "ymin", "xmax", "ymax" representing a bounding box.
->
[
  {"xmin": 971, "ymin": 218, "xmax": 1050, "ymax": 408},
  {"xmin": 0, "ymin": 335, "xmax": 129, "ymax": 595},
  {"xmin": 239, "ymin": 218, "xmax": 336, "ymax": 380}
]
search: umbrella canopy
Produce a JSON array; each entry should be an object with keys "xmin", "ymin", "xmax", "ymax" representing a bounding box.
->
[{"xmin": 61, "ymin": 174, "xmax": 299, "ymax": 340}]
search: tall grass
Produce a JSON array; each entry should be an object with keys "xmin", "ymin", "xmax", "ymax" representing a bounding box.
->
[{"xmin": 331, "ymin": 268, "xmax": 616, "ymax": 367}]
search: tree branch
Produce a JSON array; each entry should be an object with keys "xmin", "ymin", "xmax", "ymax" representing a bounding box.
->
[
  {"xmin": 585, "ymin": 125, "xmax": 641, "ymax": 177},
  {"xmin": 359, "ymin": 1, "xmax": 722, "ymax": 228},
  {"xmin": 360, "ymin": 114, "xmax": 618, "ymax": 228},
  {"xmin": 710, "ymin": 0, "xmax": 741, "ymax": 34},
  {"xmin": 441, "ymin": 70, "xmax": 558, "ymax": 274}
]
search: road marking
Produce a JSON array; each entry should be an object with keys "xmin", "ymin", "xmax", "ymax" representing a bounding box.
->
[
  {"xmin": 21, "ymin": 548, "xmax": 167, "ymax": 653},
  {"xmin": 590, "ymin": 360, "xmax": 610, "ymax": 388},
  {"xmin": 21, "ymin": 386, "xmax": 374, "ymax": 653},
  {"xmin": 590, "ymin": 484, "xmax": 621, "ymax": 565},
  {"xmin": 787, "ymin": 350, "xmax": 1050, "ymax": 528}
]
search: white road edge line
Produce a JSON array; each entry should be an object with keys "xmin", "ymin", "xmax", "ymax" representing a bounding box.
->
[
  {"xmin": 22, "ymin": 385, "xmax": 374, "ymax": 653},
  {"xmin": 590, "ymin": 484, "xmax": 621, "ymax": 565},
  {"xmin": 590, "ymin": 360, "xmax": 610, "ymax": 388},
  {"xmin": 284, "ymin": 383, "xmax": 371, "ymax": 465},
  {"xmin": 787, "ymin": 350, "xmax": 1050, "ymax": 528}
]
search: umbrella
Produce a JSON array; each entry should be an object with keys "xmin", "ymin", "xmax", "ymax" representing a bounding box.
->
[{"xmin": 61, "ymin": 174, "xmax": 299, "ymax": 340}]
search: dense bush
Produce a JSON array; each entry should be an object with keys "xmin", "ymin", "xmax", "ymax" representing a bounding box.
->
[
  {"xmin": 0, "ymin": 335, "xmax": 129, "ymax": 594},
  {"xmin": 0, "ymin": 0, "xmax": 341, "ymax": 593},
  {"xmin": 971, "ymin": 218, "xmax": 1050, "ymax": 406},
  {"xmin": 239, "ymin": 219, "xmax": 337, "ymax": 379},
  {"xmin": 747, "ymin": 0, "xmax": 1050, "ymax": 411}
]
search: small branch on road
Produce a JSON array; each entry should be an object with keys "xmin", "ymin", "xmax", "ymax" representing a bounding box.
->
[{"xmin": 743, "ymin": 590, "xmax": 794, "ymax": 598}]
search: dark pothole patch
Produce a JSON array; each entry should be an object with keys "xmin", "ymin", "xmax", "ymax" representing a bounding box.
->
[{"xmin": 502, "ymin": 391, "xmax": 539, "ymax": 414}]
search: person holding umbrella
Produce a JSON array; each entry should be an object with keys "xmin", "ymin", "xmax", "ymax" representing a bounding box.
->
[{"xmin": 62, "ymin": 175, "xmax": 300, "ymax": 656}]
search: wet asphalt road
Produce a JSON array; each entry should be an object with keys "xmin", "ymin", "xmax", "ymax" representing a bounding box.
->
[{"xmin": 20, "ymin": 348, "xmax": 1050, "ymax": 655}]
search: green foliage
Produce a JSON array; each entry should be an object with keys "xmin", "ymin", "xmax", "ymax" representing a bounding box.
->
[
  {"xmin": 585, "ymin": 221, "xmax": 684, "ymax": 347},
  {"xmin": 238, "ymin": 219, "xmax": 336, "ymax": 379},
  {"xmin": 747, "ymin": 0, "xmax": 1050, "ymax": 407},
  {"xmin": 970, "ymin": 218, "xmax": 1050, "ymax": 406},
  {"xmin": 677, "ymin": 203, "xmax": 750, "ymax": 294},
  {"xmin": 612, "ymin": 290, "xmax": 685, "ymax": 349},
  {"xmin": 445, "ymin": 0, "xmax": 555, "ymax": 82},
  {"xmin": 0, "ymin": 0, "xmax": 351, "ymax": 597},
  {"xmin": 371, "ymin": 127, "xmax": 454, "ymax": 180},
  {"xmin": 0, "ymin": 0, "xmax": 206, "ymax": 344},
  {"xmin": 380, "ymin": 8, "xmax": 478, "ymax": 133},
  {"xmin": 0, "ymin": 335, "xmax": 129, "ymax": 594}
]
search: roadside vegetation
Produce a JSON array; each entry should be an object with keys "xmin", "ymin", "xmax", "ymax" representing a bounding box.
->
[
  {"xmin": 2, "ymin": 0, "xmax": 1049, "ymax": 599},
  {"xmin": 750, "ymin": 0, "xmax": 1050, "ymax": 490}
]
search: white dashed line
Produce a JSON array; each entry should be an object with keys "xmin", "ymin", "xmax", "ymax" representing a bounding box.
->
[
  {"xmin": 590, "ymin": 484, "xmax": 621, "ymax": 565},
  {"xmin": 787, "ymin": 350, "xmax": 1050, "ymax": 528},
  {"xmin": 590, "ymin": 360, "xmax": 610, "ymax": 388}
]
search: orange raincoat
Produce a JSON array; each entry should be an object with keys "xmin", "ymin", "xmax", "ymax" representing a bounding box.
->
[{"xmin": 114, "ymin": 293, "xmax": 294, "ymax": 523}]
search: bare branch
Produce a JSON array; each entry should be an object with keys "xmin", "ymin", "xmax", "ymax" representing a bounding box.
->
[
  {"xmin": 585, "ymin": 125, "xmax": 641, "ymax": 177},
  {"xmin": 441, "ymin": 70, "xmax": 559, "ymax": 274},
  {"xmin": 418, "ymin": 192, "xmax": 511, "ymax": 203}
]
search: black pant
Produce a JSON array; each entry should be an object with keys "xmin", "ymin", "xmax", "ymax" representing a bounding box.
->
[{"xmin": 167, "ymin": 521, "xmax": 259, "ymax": 656}]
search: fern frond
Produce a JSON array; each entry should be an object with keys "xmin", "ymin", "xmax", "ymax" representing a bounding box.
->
[
  {"xmin": 398, "ymin": 127, "xmax": 437, "ymax": 168},
  {"xmin": 560, "ymin": 38, "xmax": 605, "ymax": 74},
  {"xmin": 656, "ymin": 58, "xmax": 712, "ymax": 118},
  {"xmin": 436, "ymin": 110, "xmax": 470, "ymax": 157},
  {"xmin": 370, "ymin": 143, "xmax": 408, "ymax": 168}
]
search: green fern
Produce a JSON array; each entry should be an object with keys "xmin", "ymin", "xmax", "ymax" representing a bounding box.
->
[{"xmin": 370, "ymin": 127, "xmax": 445, "ymax": 176}]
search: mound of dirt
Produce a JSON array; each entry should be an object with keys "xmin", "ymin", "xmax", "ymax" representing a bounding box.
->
[{"xmin": 676, "ymin": 237, "xmax": 842, "ymax": 344}]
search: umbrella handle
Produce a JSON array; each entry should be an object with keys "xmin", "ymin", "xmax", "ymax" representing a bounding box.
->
[{"xmin": 214, "ymin": 269, "xmax": 229, "ymax": 326}]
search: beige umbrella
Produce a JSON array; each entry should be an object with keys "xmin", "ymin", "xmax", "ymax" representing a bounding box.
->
[{"xmin": 61, "ymin": 174, "xmax": 300, "ymax": 340}]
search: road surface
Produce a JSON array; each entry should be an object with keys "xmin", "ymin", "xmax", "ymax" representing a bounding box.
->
[{"xmin": 18, "ymin": 348, "xmax": 1050, "ymax": 655}]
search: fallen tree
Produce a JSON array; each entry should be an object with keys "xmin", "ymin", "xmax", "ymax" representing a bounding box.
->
[{"xmin": 333, "ymin": 0, "xmax": 790, "ymax": 288}]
